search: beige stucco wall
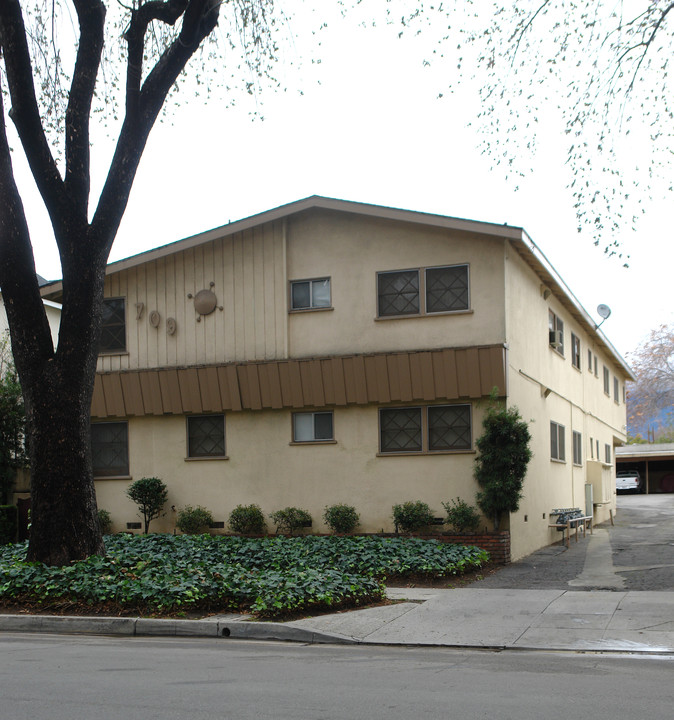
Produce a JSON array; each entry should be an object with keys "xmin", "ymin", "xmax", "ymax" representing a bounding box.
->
[
  {"xmin": 503, "ymin": 243, "xmax": 628, "ymax": 560},
  {"xmin": 98, "ymin": 209, "xmax": 509, "ymax": 373},
  {"xmin": 95, "ymin": 403, "xmax": 491, "ymax": 536},
  {"xmin": 286, "ymin": 210, "xmax": 508, "ymax": 357}
]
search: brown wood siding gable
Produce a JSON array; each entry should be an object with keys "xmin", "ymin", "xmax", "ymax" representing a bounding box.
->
[{"xmin": 91, "ymin": 345, "xmax": 507, "ymax": 418}]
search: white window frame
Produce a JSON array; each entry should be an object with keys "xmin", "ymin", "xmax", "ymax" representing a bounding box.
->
[
  {"xmin": 548, "ymin": 310, "xmax": 564, "ymax": 355},
  {"xmin": 571, "ymin": 333, "xmax": 581, "ymax": 370},
  {"xmin": 292, "ymin": 411, "xmax": 335, "ymax": 443},
  {"xmin": 550, "ymin": 421, "xmax": 566, "ymax": 462},
  {"xmin": 614, "ymin": 377, "xmax": 620, "ymax": 404},
  {"xmin": 603, "ymin": 365, "xmax": 610, "ymax": 395},
  {"xmin": 289, "ymin": 277, "xmax": 331, "ymax": 311},
  {"xmin": 605, "ymin": 443, "xmax": 612, "ymax": 464},
  {"xmin": 572, "ymin": 430, "xmax": 582, "ymax": 466}
]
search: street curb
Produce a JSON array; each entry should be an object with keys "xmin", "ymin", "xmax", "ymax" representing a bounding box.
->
[{"xmin": 0, "ymin": 614, "xmax": 357, "ymax": 645}]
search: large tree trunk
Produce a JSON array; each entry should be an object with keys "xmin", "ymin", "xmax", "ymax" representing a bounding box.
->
[{"xmin": 25, "ymin": 370, "xmax": 104, "ymax": 565}]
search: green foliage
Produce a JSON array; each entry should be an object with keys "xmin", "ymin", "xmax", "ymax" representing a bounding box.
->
[
  {"xmin": 323, "ymin": 504, "xmax": 360, "ymax": 534},
  {"xmin": 97, "ymin": 509, "xmax": 112, "ymax": 536},
  {"xmin": 0, "ymin": 335, "xmax": 27, "ymax": 505},
  {"xmin": 474, "ymin": 395, "xmax": 532, "ymax": 531},
  {"xmin": 125, "ymin": 477, "xmax": 168, "ymax": 534},
  {"xmin": 0, "ymin": 535, "xmax": 488, "ymax": 618},
  {"xmin": 176, "ymin": 505, "xmax": 214, "ymax": 535},
  {"xmin": 269, "ymin": 507, "xmax": 312, "ymax": 536},
  {"xmin": 0, "ymin": 505, "xmax": 18, "ymax": 545},
  {"xmin": 392, "ymin": 501, "xmax": 435, "ymax": 534},
  {"xmin": 229, "ymin": 504, "xmax": 266, "ymax": 535},
  {"xmin": 443, "ymin": 498, "xmax": 482, "ymax": 533}
]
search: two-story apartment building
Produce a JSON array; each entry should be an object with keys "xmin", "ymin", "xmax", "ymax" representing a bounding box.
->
[{"xmin": 40, "ymin": 196, "xmax": 634, "ymax": 560}]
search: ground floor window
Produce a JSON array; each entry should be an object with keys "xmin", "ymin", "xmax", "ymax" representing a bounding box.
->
[
  {"xmin": 187, "ymin": 415, "xmax": 226, "ymax": 458},
  {"xmin": 379, "ymin": 404, "xmax": 471, "ymax": 454},
  {"xmin": 292, "ymin": 411, "xmax": 334, "ymax": 442},
  {"xmin": 91, "ymin": 421, "xmax": 129, "ymax": 477}
]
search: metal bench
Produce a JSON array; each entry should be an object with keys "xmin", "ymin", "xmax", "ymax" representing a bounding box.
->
[{"xmin": 549, "ymin": 508, "xmax": 593, "ymax": 548}]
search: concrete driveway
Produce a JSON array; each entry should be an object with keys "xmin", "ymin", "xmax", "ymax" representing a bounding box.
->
[{"xmin": 471, "ymin": 493, "xmax": 674, "ymax": 592}]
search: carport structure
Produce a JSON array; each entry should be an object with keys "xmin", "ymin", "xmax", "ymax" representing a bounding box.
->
[{"xmin": 616, "ymin": 443, "xmax": 674, "ymax": 494}]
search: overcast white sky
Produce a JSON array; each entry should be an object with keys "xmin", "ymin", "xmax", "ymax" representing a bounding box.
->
[{"xmin": 10, "ymin": 2, "xmax": 673, "ymax": 360}]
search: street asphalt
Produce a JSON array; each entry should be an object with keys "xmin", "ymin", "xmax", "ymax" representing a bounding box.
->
[{"xmin": 1, "ymin": 494, "xmax": 673, "ymax": 653}]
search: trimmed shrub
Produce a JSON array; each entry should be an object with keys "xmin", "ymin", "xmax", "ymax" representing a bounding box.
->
[
  {"xmin": 474, "ymin": 393, "xmax": 532, "ymax": 531},
  {"xmin": 0, "ymin": 505, "xmax": 18, "ymax": 545},
  {"xmin": 229, "ymin": 504, "xmax": 266, "ymax": 535},
  {"xmin": 98, "ymin": 509, "xmax": 113, "ymax": 535},
  {"xmin": 269, "ymin": 507, "xmax": 312, "ymax": 536},
  {"xmin": 443, "ymin": 498, "xmax": 481, "ymax": 533},
  {"xmin": 323, "ymin": 504, "xmax": 360, "ymax": 534},
  {"xmin": 126, "ymin": 476, "xmax": 168, "ymax": 534},
  {"xmin": 392, "ymin": 501, "xmax": 435, "ymax": 534},
  {"xmin": 176, "ymin": 505, "xmax": 214, "ymax": 534}
]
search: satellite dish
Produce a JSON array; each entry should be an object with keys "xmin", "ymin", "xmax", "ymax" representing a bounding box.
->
[{"xmin": 597, "ymin": 304, "xmax": 611, "ymax": 320}]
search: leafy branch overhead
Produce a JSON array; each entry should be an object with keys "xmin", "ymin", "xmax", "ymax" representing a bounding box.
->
[
  {"xmin": 457, "ymin": 1, "xmax": 674, "ymax": 258},
  {"xmin": 0, "ymin": 1, "xmax": 281, "ymax": 566}
]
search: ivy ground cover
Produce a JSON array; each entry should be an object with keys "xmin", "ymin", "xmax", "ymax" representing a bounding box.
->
[{"xmin": 0, "ymin": 535, "xmax": 488, "ymax": 619}]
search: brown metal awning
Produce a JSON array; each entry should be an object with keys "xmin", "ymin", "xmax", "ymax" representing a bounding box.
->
[{"xmin": 91, "ymin": 345, "xmax": 507, "ymax": 418}]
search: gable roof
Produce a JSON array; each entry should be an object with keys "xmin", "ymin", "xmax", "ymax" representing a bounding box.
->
[{"xmin": 39, "ymin": 195, "xmax": 633, "ymax": 379}]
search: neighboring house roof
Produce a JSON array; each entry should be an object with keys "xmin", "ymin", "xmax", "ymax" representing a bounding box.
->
[
  {"xmin": 39, "ymin": 195, "xmax": 634, "ymax": 380},
  {"xmin": 616, "ymin": 444, "xmax": 674, "ymax": 461}
]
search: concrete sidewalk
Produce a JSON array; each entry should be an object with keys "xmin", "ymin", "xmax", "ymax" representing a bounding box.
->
[
  {"xmin": 2, "ymin": 501, "xmax": 673, "ymax": 653},
  {"xmin": 2, "ymin": 586, "xmax": 673, "ymax": 654}
]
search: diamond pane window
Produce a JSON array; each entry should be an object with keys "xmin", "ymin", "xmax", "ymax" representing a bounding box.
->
[
  {"xmin": 100, "ymin": 298, "xmax": 126, "ymax": 353},
  {"xmin": 380, "ymin": 408, "xmax": 422, "ymax": 452},
  {"xmin": 293, "ymin": 411, "xmax": 334, "ymax": 442},
  {"xmin": 428, "ymin": 405, "xmax": 471, "ymax": 451},
  {"xmin": 377, "ymin": 271, "xmax": 420, "ymax": 317},
  {"xmin": 91, "ymin": 422, "xmax": 129, "ymax": 477},
  {"xmin": 188, "ymin": 415, "xmax": 225, "ymax": 458},
  {"xmin": 425, "ymin": 265, "xmax": 469, "ymax": 313}
]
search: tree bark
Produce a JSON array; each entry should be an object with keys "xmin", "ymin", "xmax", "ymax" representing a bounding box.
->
[{"xmin": 0, "ymin": 0, "xmax": 222, "ymax": 566}]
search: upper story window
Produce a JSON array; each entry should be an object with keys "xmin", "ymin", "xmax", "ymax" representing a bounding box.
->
[
  {"xmin": 550, "ymin": 421, "xmax": 566, "ymax": 462},
  {"xmin": 603, "ymin": 365, "xmax": 610, "ymax": 395},
  {"xmin": 91, "ymin": 421, "xmax": 129, "ymax": 477},
  {"xmin": 587, "ymin": 349, "xmax": 593, "ymax": 372},
  {"xmin": 571, "ymin": 333, "xmax": 581, "ymax": 369},
  {"xmin": 187, "ymin": 415, "xmax": 226, "ymax": 458},
  {"xmin": 614, "ymin": 377, "xmax": 620, "ymax": 404},
  {"xmin": 548, "ymin": 310, "xmax": 564, "ymax": 355},
  {"xmin": 379, "ymin": 404, "xmax": 471, "ymax": 454},
  {"xmin": 100, "ymin": 298, "xmax": 126, "ymax": 353},
  {"xmin": 605, "ymin": 443, "xmax": 612, "ymax": 464},
  {"xmin": 594, "ymin": 356, "xmax": 598, "ymax": 376},
  {"xmin": 292, "ymin": 411, "xmax": 334, "ymax": 443},
  {"xmin": 290, "ymin": 278, "xmax": 331, "ymax": 311},
  {"xmin": 377, "ymin": 265, "xmax": 469, "ymax": 318}
]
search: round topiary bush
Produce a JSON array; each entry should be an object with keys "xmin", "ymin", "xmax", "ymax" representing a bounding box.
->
[
  {"xmin": 229, "ymin": 504, "xmax": 266, "ymax": 535},
  {"xmin": 176, "ymin": 505, "xmax": 214, "ymax": 534},
  {"xmin": 323, "ymin": 504, "xmax": 360, "ymax": 534},
  {"xmin": 392, "ymin": 501, "xmax": 435, "ymax": 534},
  {"xmin": 442, "ymin": 498, "xmax": 481, "ymax": 533},
  {"xmin": 269, "ymin": 507, "xmax": 312, "ymax": 536}
]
